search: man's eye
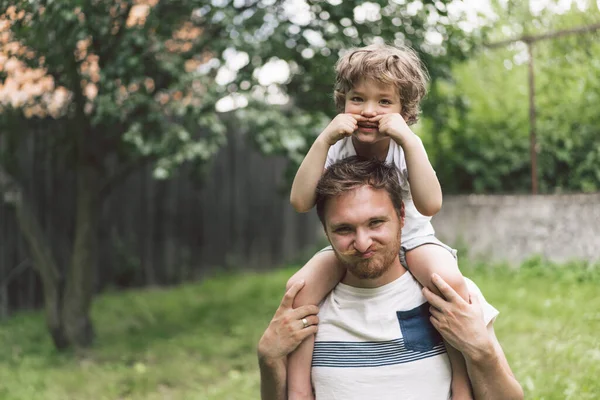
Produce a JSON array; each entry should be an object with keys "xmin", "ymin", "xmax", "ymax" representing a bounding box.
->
[
  {"xmin": 370, "ymin": 220, "xmax": 384, "ymax": 227},
  {"xmin": 334, "ymin": 227, "xmax": 351, "ymax": 234}
]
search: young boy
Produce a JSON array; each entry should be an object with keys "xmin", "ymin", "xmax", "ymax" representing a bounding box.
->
[{"xmin": 287, "ymin": 44, "xmax": 472, "ymax": 400}]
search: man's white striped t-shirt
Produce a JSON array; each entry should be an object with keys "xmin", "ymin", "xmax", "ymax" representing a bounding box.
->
[{"xmin": 311, "ymin": 272, "xmax": 499, "ymax": 400}]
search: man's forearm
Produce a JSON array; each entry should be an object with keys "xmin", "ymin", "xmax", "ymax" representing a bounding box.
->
[
  {"xmin": 259, "ymin": 356, "xmax": 287, "ymax": 400},
  {"xmin": 465, "ymin": 336, "xmax": 523, "ymax": 400}
]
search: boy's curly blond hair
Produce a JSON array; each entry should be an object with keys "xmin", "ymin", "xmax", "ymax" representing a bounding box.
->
[{"xmin": 334, "ymin": 44, "xmax": 429, "ymax": 125}]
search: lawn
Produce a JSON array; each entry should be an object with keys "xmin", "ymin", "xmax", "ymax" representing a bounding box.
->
[{"xmin": 0, "ymin": 259, "xmax": 599, "ymax": 399}]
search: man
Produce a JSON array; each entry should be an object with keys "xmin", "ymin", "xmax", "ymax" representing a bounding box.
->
[{"xmin": 258, "ymin": 157, "xmax": 523, "ymax": 400}]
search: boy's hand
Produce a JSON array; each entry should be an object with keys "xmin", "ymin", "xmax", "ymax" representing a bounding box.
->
[
  {"xmin": 369, "ymin": 113, "xmax": 414, "ymax": 146},
  {"xmin": 319, "ymin": 113, "xmax": 366, "ymax": 146}
]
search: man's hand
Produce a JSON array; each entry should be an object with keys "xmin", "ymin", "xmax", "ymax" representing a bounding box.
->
[
  {"xmin": 424, "ymin": 274, "xmax": 524, "ymax": 400},
  {"xmin": 368, "ymin": 113, "xmax": 414, "ymax": 146},
  {"xmin": 422, "ymin": 273, "xmax": 493, "ymax": 360},
  {"xmin": 319, "ymin": 114, "xmax": 366, "ymax": 146},
  {"xmin": 258, "ymin": 280, "xmax": 320, "ymax": 364}
]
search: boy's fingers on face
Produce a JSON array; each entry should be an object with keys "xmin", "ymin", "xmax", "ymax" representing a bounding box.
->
[
  {"xmin": 349, "ymin": 114, "xmax": 368, "ymax": 121},
  {"xmin": 367, "ymin": 115, "xmax": 383, "ymax": 122}
]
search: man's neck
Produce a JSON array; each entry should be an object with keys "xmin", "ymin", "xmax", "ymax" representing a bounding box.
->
[
  {"xmin": 342, "ymin": 258, "xmax": 407, "ymax": 288},
  {"xmin": 352, "ymin": 136, "xmax": 391, "ymax": 161}
]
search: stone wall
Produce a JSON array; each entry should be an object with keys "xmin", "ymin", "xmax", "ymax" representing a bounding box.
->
[{"xmin": 432, "ymin": 193, "xmax": 600, "ymax": 264}]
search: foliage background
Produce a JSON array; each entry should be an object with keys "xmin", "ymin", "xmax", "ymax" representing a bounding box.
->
[{"xmin": 417, "ymin": 2, "xmax": 600, "ymax": 193}]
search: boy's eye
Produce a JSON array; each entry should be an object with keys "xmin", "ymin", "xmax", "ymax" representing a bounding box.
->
[
  {"xmin": 350, "ymin": 96, "xmax": 363, "ymax": 102},
  {"xmin": 380, "ymin": 99, "xmax": 392, "ymax": 105}
]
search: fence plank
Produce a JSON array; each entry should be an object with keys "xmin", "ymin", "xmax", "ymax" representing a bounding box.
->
[{"xmin": 0, "ymin": 120, "xmax": 321, "ymax": 314}]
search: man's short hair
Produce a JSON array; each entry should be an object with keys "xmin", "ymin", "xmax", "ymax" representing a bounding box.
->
[
  {"xmin": 334, "ymin": 43, "xmax": 429, "ymax": 125},
  {"xmin": 316, "ymin": 156, "xmax": 405, "ymax": 228}
]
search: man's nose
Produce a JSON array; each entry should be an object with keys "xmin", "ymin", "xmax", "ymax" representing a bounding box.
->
[{"xmin": 353, "ymin": 230, "xmax": 373, "ymax": 253}]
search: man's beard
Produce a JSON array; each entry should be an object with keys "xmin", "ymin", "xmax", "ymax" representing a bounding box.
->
[{"xmin": 334, "ymin": 231, "xmax": 401, "ymax": 280}]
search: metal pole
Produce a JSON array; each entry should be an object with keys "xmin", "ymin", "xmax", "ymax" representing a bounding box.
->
[
  {"xmin": 486, "ymin": 23, "xmax": 600, "ymax": 195},
  {"xmin": 527, "ymin": 43, "xmax": 538, "ymax": 194}
]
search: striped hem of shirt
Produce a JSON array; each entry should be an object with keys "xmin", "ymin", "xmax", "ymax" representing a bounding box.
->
[{"xmin": 312, "ymin": 338, "xmax": 446, "ymax": 368}]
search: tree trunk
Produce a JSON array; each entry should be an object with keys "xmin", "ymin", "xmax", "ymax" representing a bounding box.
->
[
  {"xmin": 0, "ymin": 161, "xmax": 100, "ymax": 349},
  {"xmin": 0, "ymin": 165, "xmax": 68, "ymax": 349},
  {"xmin": 61, "ymin": 165, "xmax": 99, "ymax": 347}
]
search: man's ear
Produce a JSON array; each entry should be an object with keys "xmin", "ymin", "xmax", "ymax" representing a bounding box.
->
[{"xmin": 398, "ymin": 200, "xmax": 406, "ymax": 227}]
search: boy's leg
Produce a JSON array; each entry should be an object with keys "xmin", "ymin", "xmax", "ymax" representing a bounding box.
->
[
  {"xmin": 287, "ymin": 249, "xmax": 345, "ymax": 400},
  {"xmin": 405, "ymin": 243, "xmax": 473, "ymax": 400},
  {"xmin": 405, "ymin": 244, "xmax": 468, "ymax": 301},
  {"xmin": 286, "ymin": 248, "xmax": 345, "ymax": 305}
]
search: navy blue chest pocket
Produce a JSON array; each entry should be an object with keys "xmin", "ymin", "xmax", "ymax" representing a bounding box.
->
[{"xmin": 396, "ymin": 302, "xmax": 443, "ymax": 352}]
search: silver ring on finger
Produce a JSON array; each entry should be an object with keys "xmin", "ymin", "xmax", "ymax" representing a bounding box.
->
[{"xmin": 301, "ymin": 317, "xmax": 309, "ymax": 328}]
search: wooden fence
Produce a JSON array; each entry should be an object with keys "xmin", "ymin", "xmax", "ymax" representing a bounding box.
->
[{"xmin": 0, "ymin": 121, "xmax": 321, "ymax": 316}]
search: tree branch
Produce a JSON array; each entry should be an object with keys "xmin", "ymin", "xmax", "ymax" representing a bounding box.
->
[
  {"xmin": 0, "ymin": 259, "xmax": 31, "ymax": 288},
  {"xmin": 487, "ymin": 22, "xmax": 600, "ymax": 48},
  {"xmin": 0, "ymin": 163, "xmax": 62, "ymax": 283},
  {"xmin": 92, "ymin": 3, "xmax": 133, "ymax": 69},
  {"xmin": 0, "ymin": 163, "xmax": 22, "ymax": 205}
]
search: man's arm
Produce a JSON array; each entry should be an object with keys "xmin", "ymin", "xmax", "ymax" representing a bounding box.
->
[
  {"xmin": 423, "ymin": 273, "xmax": 524, "ymax": 400},
  {"xmin": 258, "ymin": 354, "xmax": 287, "ymax": 400},
  {"xmin": 258, "ymin": 280, "xmax": 319, "ymax": 400},
  {"xmin": 464, "ymin": 324, "xmax": 523, "ymax": 400}
]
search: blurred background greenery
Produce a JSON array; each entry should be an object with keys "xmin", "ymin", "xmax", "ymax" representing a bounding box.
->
[{"xmin": 0, "ymin": 0, "xmax": 599, "ymax": 398}]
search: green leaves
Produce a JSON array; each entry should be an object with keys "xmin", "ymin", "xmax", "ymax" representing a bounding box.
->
[
  {"xmin": 427, "ymin": 3, "xmax": 600, "ymax": 193},
  {"xmin": 1, "ymin": 0, "xmax": 476, "ymax": 182}
]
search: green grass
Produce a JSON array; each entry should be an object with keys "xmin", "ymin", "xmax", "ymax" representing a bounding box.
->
[{"xmin": 0, "ymin": 260, "xmax": 599, "ymax": 399}]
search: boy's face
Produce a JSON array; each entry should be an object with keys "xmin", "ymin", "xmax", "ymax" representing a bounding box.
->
[{"xmin": 344, "ymin": 79, "xmax": 402, "ymax": 144}]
